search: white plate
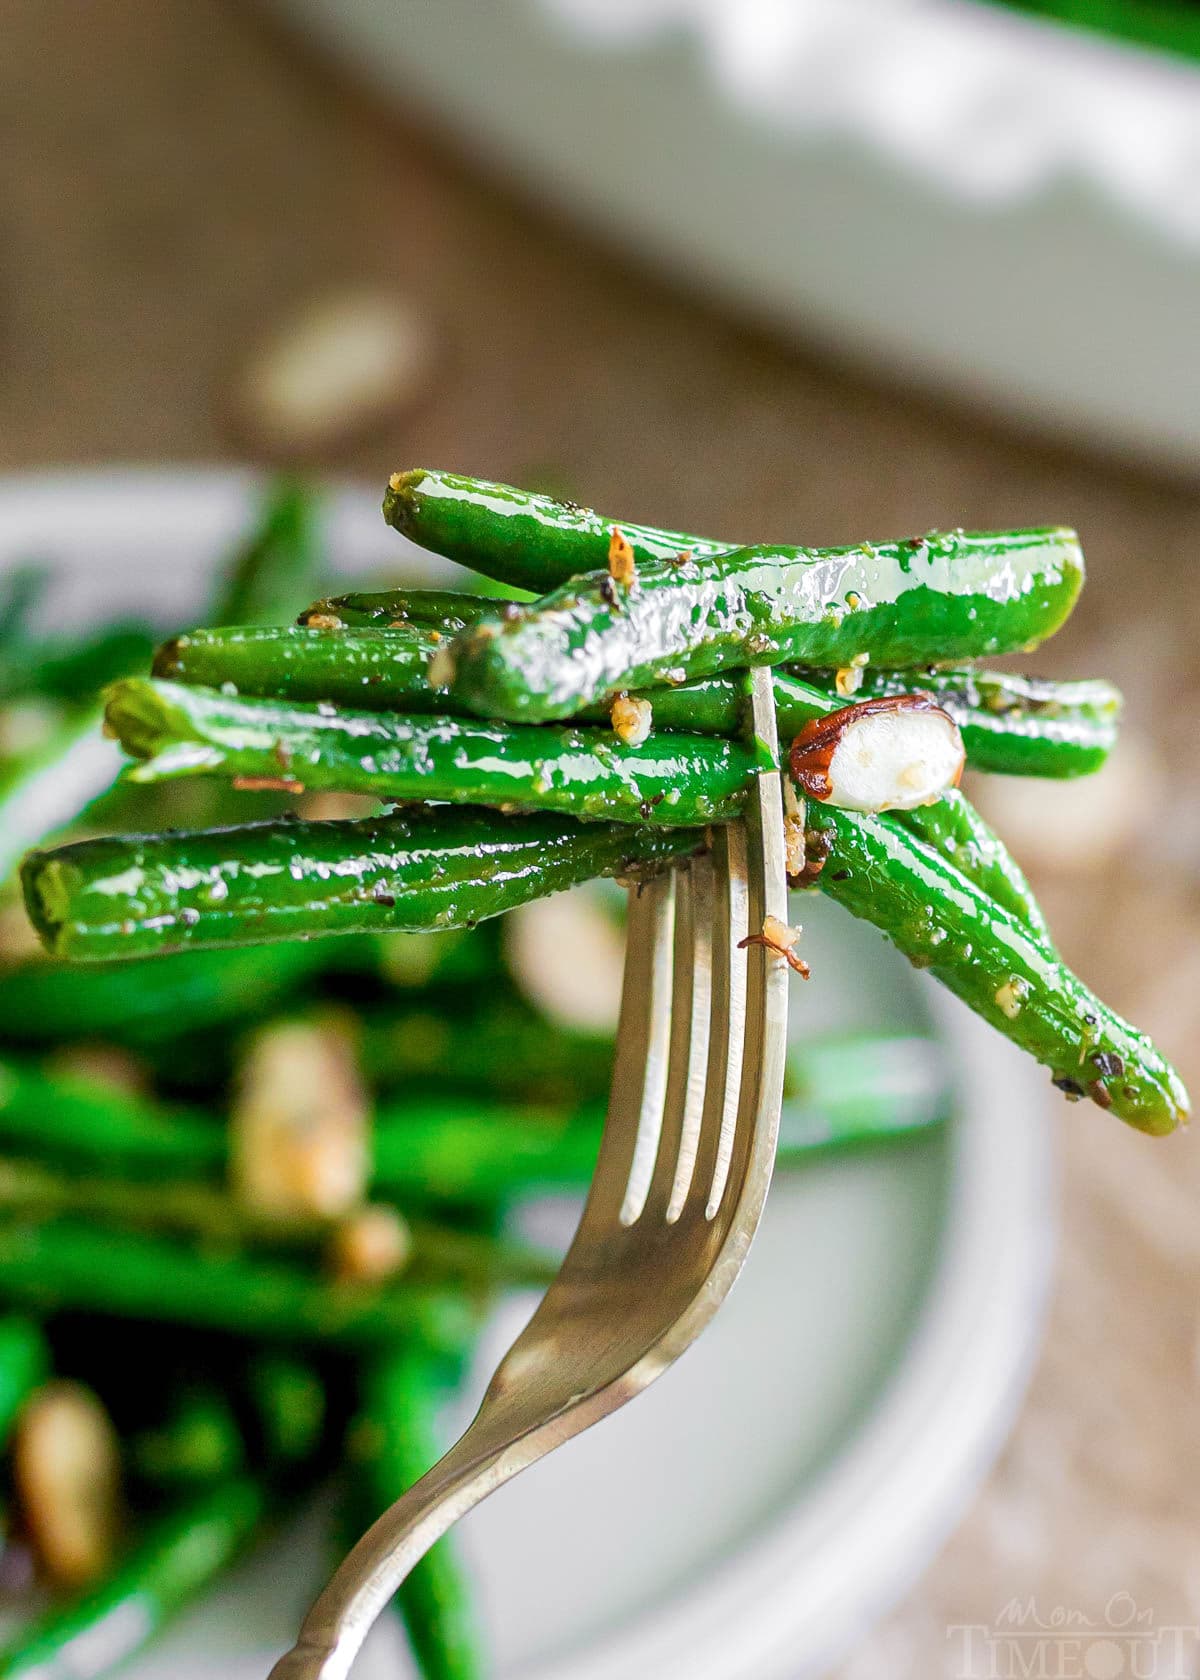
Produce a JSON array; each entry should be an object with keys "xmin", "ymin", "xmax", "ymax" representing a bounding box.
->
[
  {"xmin": 267, "ymin": 0, "xmax": 1200, "ymax": 470},
  {"xmin": 0, "ymin": 469, "xmax": 1056, "ymax": 1680}
]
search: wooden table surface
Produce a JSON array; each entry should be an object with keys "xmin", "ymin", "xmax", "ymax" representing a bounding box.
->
[{"xmin": 3, "ymin": 4, "xmax": 1198, "ymax": 1673}]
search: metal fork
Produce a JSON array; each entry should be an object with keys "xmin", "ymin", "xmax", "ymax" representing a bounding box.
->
[{"xmin": 269, "ymin": 667, "xmax": 791, "ymax": 1680}]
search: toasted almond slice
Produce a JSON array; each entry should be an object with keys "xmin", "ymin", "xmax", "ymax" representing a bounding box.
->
[
  {"xmin": 790, "ymin": 695, "xmax": 964, "ymax": 813},
  {"xmin": 15, "ymin": 1381, "xmax": 122, "ymax": 1588},
  {"xmin": 231, "ymin": 1020, "xmax": 369, "ymax": 1220}
]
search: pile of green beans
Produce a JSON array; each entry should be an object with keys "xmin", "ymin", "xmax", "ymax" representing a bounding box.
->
[{"xmin": 3, "ymin": 467, "xmax": 1186, "ymax": 1678}]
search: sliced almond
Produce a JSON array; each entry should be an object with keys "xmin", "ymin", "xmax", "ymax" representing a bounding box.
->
[
  {"xmin": 14, "ymin": 1381, "xmax": 122, "ymax": 1588},
  {"xmin": 790, "ymin": 696, "xmax": 964, "ymax": 813},
  {"xmin": 231, "ymin": 1020, "xmax": 369, "ymax": 1220}
]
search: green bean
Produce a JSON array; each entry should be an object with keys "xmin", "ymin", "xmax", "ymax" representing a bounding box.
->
[
  {"xmin": 0, "ymin": 1157, "xmax": 557, "ymax": 1288},
  {"xmin": 95, "ymin": 677, "xmax": 1059, "ymax": 947},
  {"xmin": 0, "ymin": 1217, "xmax": 473, "ymax": 1348},
  {"xmin": 843, "ymin": 666, "xmax": 1121, "ymax": 779},
  {"xmin": 0, "ymin": 1058, "xmax": 224, "ymax": 1177},
  {"xmin": 0, "ymin": 941, "xmax": 329, "ymax": 1046},
  {"xmin": 103, "ymin": 678, "xmax": 755, "ymax": 827},
  {"xmin": 244, "ymin": 1351, "xmax": 327, "ymax": 1471},
  {"xmin": 0, "ymin": 1477, "xmax": 267, "ymax": 1680},
  {"xmin": 210, "ymin": 480, "xmax": 320, "ymax": 628},
  {"xmin": 153, "ymin": 623, "xmax": 443, "ymax": 709},
  {"xmin": 151, "ymin": 620, "xmax": 1118, "ymax": 781},
  {"xmin": 446, "ymin": 529, "xmax": 1085, "ymax": 723},
  {"xmin": 0, "ymin": 626, "xmax": 156, "ymax": 710},
  {"xmin": 300, "ymin": 589, "xmax": 492, "ymax": 634},
  {"xmin": 130, "ymin": 1385, "xmax": 246, "ymax": 1487},
  {"xmin": 346, "ymin": 1343, "xmax": 483, "ymax": 1680},
  {"xmin": 359, "ymin": 1003, "xmax": 615, "ymax": 1104},
  {"xmin": 0, "ymin": 1317, "xmax": 49, "ymax": 1444},
  {"xmin": 895, "ymin": 788, "xmax": 1049, "ymax": 939},
  {"xmin": 805, "ymin": 803, "xmax": 1189, "ymax": 1134},
  {"xmin": 22, "ymin": 806, "xmax": 701, "ymax": 961},
  {"xmin": 384, "ymin": 467, "xmax": 717, "ymax": 593}
]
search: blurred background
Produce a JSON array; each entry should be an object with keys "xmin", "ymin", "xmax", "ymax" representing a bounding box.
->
[{"xmin": 3, "ymin": 1, "xmax": 1199, "ymax": 1675}]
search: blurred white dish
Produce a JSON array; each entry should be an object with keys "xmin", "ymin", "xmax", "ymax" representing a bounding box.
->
[
  {"xmin": 0, "ymin": 469, "xmax": 1057, "ymax": 1679},
  {"xmin": 269, "ymin": 0, "xmax": 1200, "ymax": 468}
]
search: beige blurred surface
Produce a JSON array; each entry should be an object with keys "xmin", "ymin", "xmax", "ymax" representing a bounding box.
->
[{"xmin": 2, "ymin": 2, "xmax": 1198, "ymax": 1672}]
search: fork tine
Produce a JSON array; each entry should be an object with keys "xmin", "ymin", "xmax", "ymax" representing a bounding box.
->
[
  {"xmin": 607, "ymin": 870, "xmax": 674, "ymax": 1228},
  {"xmin": 706, "ymin": 822, "xmax": 750, "ymax": 1220},
  {"xmin": 663, "ymin": 853, "xmax": 714, "ymax": 1222}
]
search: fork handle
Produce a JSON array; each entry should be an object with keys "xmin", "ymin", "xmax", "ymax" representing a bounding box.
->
[{"xmin": 268, "ymin": 1416, "xmax": 506, "ymax": 1680}]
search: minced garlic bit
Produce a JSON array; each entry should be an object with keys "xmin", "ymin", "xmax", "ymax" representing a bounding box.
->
[
  {"xmin": 739, "ymin": 914, "xmax": 810, "ymax": 978},
  {"xmin": 607, "ymin": 526, "xmax": 637, "ymax": 587},
  {"xmin": 427, "ymin": 642, "xmax": 457, "ymax": 690},
  {"xmin": 304, "ymin": 612, "xmax": 344, "ymax": 631},
  {"xmin": 994, "ymin": 978, "xmax": 1029, "ymax": 1019},
  {"xmin": 231, "ymin": 1020, "xmax": 369, "ymax": 1220},
  {"xmin": 388, "ymin": 470, "xmax": 405, "ymax": 492},
  {"xmin": 610, "ymin": 693, "xmax": 652, "ymax": 746},
  {"xmin": 329, "ymin": 1205, "xmax": 412, "ymax": 1284},
  {"xmin": 834, "ymin": 652, "xmax": 870, "ymax": 699}
]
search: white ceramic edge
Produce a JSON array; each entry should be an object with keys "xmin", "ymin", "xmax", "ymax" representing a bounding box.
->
[
  {"xmin": 0, "ymin": 467, "xmax": 1058, "ymax": 1679},
  {"xmin": 266, "ymin": 0, "xmax": 1200, "ymax": 466}
]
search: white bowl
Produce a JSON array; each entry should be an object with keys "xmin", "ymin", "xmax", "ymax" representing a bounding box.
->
[
  {"xmin": 266, "ymin": 0, "xmax": 1200, "ymax": 470},
  {"xmin": 0, "ymin": 469, "xmax": 1056, "ymax": 1679}
]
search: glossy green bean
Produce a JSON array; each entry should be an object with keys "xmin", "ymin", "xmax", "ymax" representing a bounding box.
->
[
  {"xmin": 104, "ymin": 678, "xmax": 756, "ymax": 827},
  {"xmin": 300, "ymin": 589, "xmax": 491, "ymax": 634},
  {"xmin": 153, "ymin": 623, "xmax": 443, "ymax": 708},
  {"xmin": 346, "ymin": 1343, "xmax": 483, "ymax": 1680},
  {"xmin": 0, "ymin": 1477, "xmax": 267, "ymax": 1680},
  {"xmin": 384, "ymin": 468, "xmax": 717, "ymax": 592},
  {"xmin": 895, "ymin": 788, "xmax": 1050, "ymax": 939},
  {"xmin": 805, "ymin": 803, "xmax": 1189, "ymax": 1134},
  {"xmin": 96, "ymin": 676, "xmax": 1059, "ymax": 948},
  {"xmin": 0, "ymin": 1217, "xmax": 473, "ymax": 1348},
  {"xmin": 151, "ymin": 619, "xmax": 1119, "ymax": 781},
  {"xmin": 22, "ymin": 806, "xmax": 701, "ymax": 961},
  {"xmin": 446, "ymin": 528, "xmax": 1085, "ymax": 722}
]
